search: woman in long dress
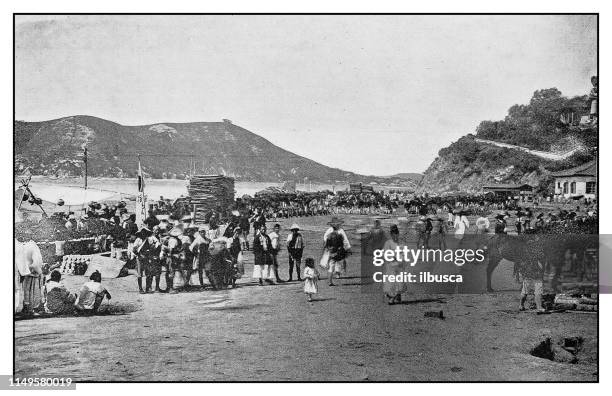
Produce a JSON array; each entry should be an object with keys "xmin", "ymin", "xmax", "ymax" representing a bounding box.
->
[{"xmin": 383, "ymin": 224, "xmax": 407, "ymax": 305}]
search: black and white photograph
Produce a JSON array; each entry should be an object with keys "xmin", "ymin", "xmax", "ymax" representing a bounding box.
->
[{"xmin": 9, "ymin": 11, "xmax": 606, "ymax": 386}]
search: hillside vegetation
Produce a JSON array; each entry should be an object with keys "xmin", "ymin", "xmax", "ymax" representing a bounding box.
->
[{"xmin": 419, "ymin": 88, "xmax": 597, "ymax": 195}]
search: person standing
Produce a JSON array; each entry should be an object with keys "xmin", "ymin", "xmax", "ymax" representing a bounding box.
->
[
  {"xmin": 415, "ymin": 216, "xmax": 430, "ymax": 249},
  {"xmin": 475, "ymin": 214, "xmax": 490, "ymax": 234},
  {"xmin": 517, "ymin": 237, "xmax": 545, "ymax": 312},
  {"xmin": 303, "ymin": 258, "xmax": 319, "ymax": 302},
  {"xmin": 253, "ymin": 224, "xmax": 273, "ymax": 285},
  {"xmin": 123, "ymin": 214, "xmax": 138, "ymax": 236},
  {"xmin": 516, "ymin": 209, "xmax": 524, "ymax": 235},
  {"xmin": 369, "ymin": 219, "xmax": 386, "ymax": 252},
  {"xmin": 140, "ymin": 228, "xmax": 162, "ymax": 293},
  {"xmin": 190, "ymin": 226, "xmax": 211, "ymax": 288},
  {"xmin": 382, "ymin": 224, "xmax": 407, "ymax": 305},
  {"xmin": 228, "ymin": 227, "xmax": 244, "ymax": 286},
  {"xmin": 251, "ymin": 209, "xmax": 266, "ymax": 234},
  {"xmin": 143, "ymin": 209, "xmax": 160, "ymax": 230},
  {"xmin": 163, "ymin": 226, "xmax": 186, "ymax": 293},
  {"xmin": 16, "ymin": 239, "xmax": 44, "ymax": 315},
  {"xmin": 268, "ymin": 224, "xmax": 284, "ymax": 283},
  {"xmin": 287, "ymin": 223, "xmax": 304, "ymax": 282},
  {"xmin": 589, "ymin": 75, "xmax": 598, "ymax": 122},
  {"xmin": 239, "ymin": 213, "xmax": 251, "ymax": 251},
  {"xmin": 447, "ymin": 209, "xmax": 455, "ymax": 227},
  {"xmin": 453, "ymin": 210, "xmax": 470, "ymax": 242},
  {"xmin": 436, "ymin": 216, "xmax": 448, "ymax": 250},
  {"xmin": 494, "ymin": 214, "xmax": 507, "ymax": 235},
  {"xmin": 132, "ymin": 227, "xmax": 154, "ymax": 294},
  {"xmin": 206, "ymin": 221, "xmax": 221, "ymax": 241},
  {"xmin": 322, "ymin": 217, "xmax": 351, "ymax": 286}
]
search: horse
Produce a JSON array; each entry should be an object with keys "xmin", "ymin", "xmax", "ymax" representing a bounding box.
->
[{"xmin": 482, "ymin": 228, "xmax": 597, "ymax": 292}]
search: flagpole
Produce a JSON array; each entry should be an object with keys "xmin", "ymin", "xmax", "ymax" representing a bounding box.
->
[{"xmin": 136, "ymin": 156, "xmax": 147, "ymax": 228}]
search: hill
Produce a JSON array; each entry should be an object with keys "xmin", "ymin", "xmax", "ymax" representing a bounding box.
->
[
  {"xmin": 385, "ymin": 172, "xmax": 423, "ymax": 182},
  {"xmin": 15, "ymin": 116, "xmax": 392, "ymax": 184},
  {"xmin": 418, "ymin": 88, "xmax": 598, "ymax": 195}
]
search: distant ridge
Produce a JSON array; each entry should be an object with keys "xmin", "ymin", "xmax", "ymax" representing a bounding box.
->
[{"xmin": 14, "ymin": 115, "xmax": 412, "ymax": 186}]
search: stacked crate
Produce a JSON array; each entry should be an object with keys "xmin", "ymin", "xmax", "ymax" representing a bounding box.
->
[{"xmin": 187, "ymin": 175, "xmax": 235, "ymax": 223}]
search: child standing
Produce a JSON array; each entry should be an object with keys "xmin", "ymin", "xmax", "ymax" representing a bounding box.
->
[{"xmin": 303, "ymin": 258, "xmax": 318, "ymax": 302}]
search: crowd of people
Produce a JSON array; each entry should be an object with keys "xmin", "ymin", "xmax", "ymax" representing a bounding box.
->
[
  {"xmin": 15, "ymin": 206, "xmax": 362, "ymax": 315},
  {"xmin": 14, "ymin": 184, "xmax": 598, "ymax": 317}
]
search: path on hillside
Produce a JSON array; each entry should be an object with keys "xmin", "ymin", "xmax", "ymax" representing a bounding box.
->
[{"xmin": 474, "ymin": 138, "xmax": 581, "ymax": 161}]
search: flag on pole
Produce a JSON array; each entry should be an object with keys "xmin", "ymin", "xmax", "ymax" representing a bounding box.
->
[
  {"xmin": 135, "ymin": 159, "xmax": 147, "ymax": 228},
  {"xmin": 137, "ymin": 161, "xmax": 145, "ymax": 192}
]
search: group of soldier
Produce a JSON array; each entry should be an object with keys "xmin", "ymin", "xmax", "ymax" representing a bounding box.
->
[{"xmin": 126, "ymin": 214, "xmax": 240, "ymax": 294}]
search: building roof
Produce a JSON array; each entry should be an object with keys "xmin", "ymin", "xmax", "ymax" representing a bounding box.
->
[
  {"xmin": 551, "ymin": 160, "xmax": 597, "ymax": 178},
  {"xmin": 482, "ymin": 183, "xmax": 533, "ymax": 191}
]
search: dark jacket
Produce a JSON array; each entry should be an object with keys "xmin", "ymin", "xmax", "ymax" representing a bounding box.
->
[
  {"xmin": 253, "ymin": 233, "xmax": 272, "ymax": 266},
  {"xmin": 287, "ymin": 232, "xmax": 304, "ymax": 260}
]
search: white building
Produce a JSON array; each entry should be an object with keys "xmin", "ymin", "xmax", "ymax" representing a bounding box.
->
[{"xmin": 552, "ymin": 160, "xmax": 597, "ymax": 199}]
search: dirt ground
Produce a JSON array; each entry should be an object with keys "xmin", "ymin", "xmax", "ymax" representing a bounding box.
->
[{"xmin": 14, "ymin": 214, "xmax": 598, "ymax": 382}]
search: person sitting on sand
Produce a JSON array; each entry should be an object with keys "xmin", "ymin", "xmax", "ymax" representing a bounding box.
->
[
  {"xmin": 75, "ymin": 270, "xmax": 112, "ymax": 314},
  {"xmin": 44, "ymin": 270, "xmax": 76, "ymax": 315}
]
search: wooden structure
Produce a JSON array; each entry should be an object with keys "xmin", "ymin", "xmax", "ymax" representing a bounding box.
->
[
  {"xmin": 187, "ymin": 175, "xmax": 235, "ymax": 223},
  {"xmin": 349, "ymin": 183, "xmax": 374, "ymax": 193},
  {"xmin": 482, "ymin": 183, "xmax": 533, "ymax": 199},
  {"xmin": 551, "ymin": 160, "xmax": 597, "ymax": 199}
]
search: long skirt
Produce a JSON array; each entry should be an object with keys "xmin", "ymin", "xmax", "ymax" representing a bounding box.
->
[
  {"xmin": 382, "ymin": 261, "xmax": 407, "ymax": 295},
  {"xmin": 253, "ymin": 264, "xmax": 271, "ymax": 279},
  {"xmin": 22, "ymin": 275, "xmax": 43, "ymax": 311}
]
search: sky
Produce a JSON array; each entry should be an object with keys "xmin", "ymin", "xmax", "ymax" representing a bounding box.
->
[{"xmin": 15, "ymin": 15, "xmax": 597, "ymax": 175}]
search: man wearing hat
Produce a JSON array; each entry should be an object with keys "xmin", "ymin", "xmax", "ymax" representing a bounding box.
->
[
  {"xmin": 189, "ymin": 226, "xmax": 211, "ymax": 288},
  {"xmin": 323, "ymin": 217, "xmax": 351, "ymax": 286},
  {"xmin": 228, "ymin": 226, "xmax": 244, "ymax": 284},
  {"xmin": 122, "ymin": 214, "xmax": 138, "ymax": 236},
  {"xmin": 182, "ymin": 225, "xmax": 199, "ymax": 288},
  {"xmin": 143, "ymin": 209, "xmax": 160, "ymax": 230},
  {"xmin": 253, "ymin": 224, "xmax": 274, "ymax": 285},
  {"xmin": 133, "ymin": 226, "xmax": 161, "ymax": 293},
  {"xmin": 494, "ymin": 214, "xmax": 507, "ymax": 235},
  {"xmin": 286, "ymin": 223, "xmax": 304, "ymax": 282},
  {"xmin": 162, "ymin": 225, "xmax": 186, "ymax": 293}
]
